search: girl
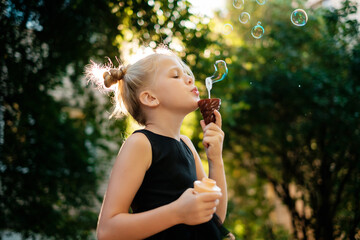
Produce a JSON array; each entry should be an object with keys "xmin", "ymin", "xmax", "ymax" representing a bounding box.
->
[{"xmin": 89, "ymin": 49, "xmax": 231, "ymax": 240}]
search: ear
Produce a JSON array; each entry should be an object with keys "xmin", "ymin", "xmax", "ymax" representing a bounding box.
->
[{"xmin": 139, "ymin": 90, "xmax": 159, "ymax": 107}]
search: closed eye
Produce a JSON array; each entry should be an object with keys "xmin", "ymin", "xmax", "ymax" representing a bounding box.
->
[{"xmin": 183, "ymin": 70, "xmax": 192, "ymax": 77}]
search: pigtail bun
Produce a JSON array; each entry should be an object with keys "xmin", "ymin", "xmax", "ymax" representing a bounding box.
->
[{"xmin": 103, "ymin": 66, "xmax": 126, "ymax": 88}]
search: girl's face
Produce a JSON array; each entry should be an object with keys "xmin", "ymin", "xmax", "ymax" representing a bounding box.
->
[{"xmin": 151, "ymin": 55, "xmax": 200, "ymax": 113}]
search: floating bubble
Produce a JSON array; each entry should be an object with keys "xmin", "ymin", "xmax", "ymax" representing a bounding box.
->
[
  {"xmin": 291, "ymin": 9, "xmax": 308, "ymax": 26},
  {"xmin": 239, "ymin": 12, "xmax": 250, "ymax": 24},
  {"xmin": 222, "ymin": 23, "xmax": 233, "ymax": 35},
  {"xmin": 206, "ymin": 60, "xmax": 228, "ymax": 98},
  {"xmin": 209, "ymin": 60, "xmax": 228, "ymax": 83},
  {"xmin": 256, "ymin": 0, "xmax": 267, "ymax": 5},
  {"xmin": 233, "ymin": 0, "xmax": 244, "ymax": 9},
  {"xmin": 251, "ymin": 21, "xmax": 265, "ymax": 39}
]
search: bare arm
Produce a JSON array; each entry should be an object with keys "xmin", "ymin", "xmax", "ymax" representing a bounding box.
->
[
  {"xmin": 181, "ymin": 128, "xmax": 227, "ymax": 223},
  {"xmin": 181, "ymin": 135, "xmax": 207, "ymax": 180},
  {"xmin": 200, "ymin": 110, "xmax": 228, "ymax": 223},
  {"xmin": 207, "ymin": 155, "xmax": 227, "ymax": 223}
]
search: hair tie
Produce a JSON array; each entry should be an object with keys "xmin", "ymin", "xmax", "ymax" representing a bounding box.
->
[{"xmin": 103, "ymin": 66, "xmax": 127, "ymax": 88}]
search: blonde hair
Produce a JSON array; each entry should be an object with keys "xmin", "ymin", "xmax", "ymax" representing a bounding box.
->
[{"xmin": 87, "ymin": 49, "xmax": 194, "ymax": 126}]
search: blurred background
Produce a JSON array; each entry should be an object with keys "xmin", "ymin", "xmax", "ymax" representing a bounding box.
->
[{"xmin": 1, "ymin": 0, "xmax": 359, "ymax": 239}]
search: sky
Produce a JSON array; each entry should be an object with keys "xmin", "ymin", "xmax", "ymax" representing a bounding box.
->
[
  {"xmin": 188, "ymin": 0, "xmax": 228, "ymax": 17},
  {"xmin": 188, "ymin": 0, "xmax": 359, "ymax": 19}
]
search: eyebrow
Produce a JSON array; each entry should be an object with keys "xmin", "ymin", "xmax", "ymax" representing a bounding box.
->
[
  {"xmin": 168, "ymin": 66, "xmax": 181, "ymax": 72},
  {"xmin": 168, "ymin": 66, "xmax": 190, "ymax": 76}
]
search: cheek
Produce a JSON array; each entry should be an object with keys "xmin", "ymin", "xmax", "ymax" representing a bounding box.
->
[
  {"xmin": 158, "ymin": 81, "xmax": 181, "ymax": 94},
  {"xmin": 155, "ymin": 82, "xmax": 178, "ymax": 101},
  {"xmin": 162, "ymin": 83, "xmax": 176, "ymax": 92}
]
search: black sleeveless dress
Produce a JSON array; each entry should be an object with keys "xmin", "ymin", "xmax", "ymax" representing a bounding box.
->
[{"xmin": 130, "ymin": 129, "xmax": 230, "ymax": 240}]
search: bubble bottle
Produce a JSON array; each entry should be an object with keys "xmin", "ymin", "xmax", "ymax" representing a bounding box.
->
[{"xmin": 194, "ymin": 177, "xmax": 221, "ymax": 193}]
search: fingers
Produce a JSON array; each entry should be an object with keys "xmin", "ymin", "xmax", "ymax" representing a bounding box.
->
[
  {"xmin": 200, "ymin": 110, "xmax": 222, "ymax": 130},
  {"xmin": 214, "ymin": 110, "xmax": 222, "ymax": 128},
  {"xmin": 177, "ymin": 188, "xmax": 220, "ymax": 225},
  {"xmin": 197, "ymin": 192, "xmax": 222, "ymax": 202},
  {"xmin": 203, "ymin": 129, "xmax": 223, "ymax": 138},
  {"xmin": 187, "ymin": 188, "xmax": 197, "ymax": 195},
  {"xmin": 200, "ymin": 120, "xmax": 206, "ymax": 131},
  {"xmin": 201, "ymin": 119, "xmax": 223, "ymax": 134},
  {"xmin": 197, "ymin": 196, "xmax": 219, "ymax": 219},
  {"xmin": 202, "ymin": 199, "xmax": 220, "ymax": 210},
  {"xmin": 203, "ymin": 209, "xmax": 216, "ymax": 218},
  {"xmin": 179, "ymin": 189, "xmax": 219, "ymax": 225},
  {"xmin": 200, "ymin": 212, "xmax": 214, "ymax": 223},
  {"xmin": 202, "ymin": 128, "xmax": 224, "ymax": 148}
]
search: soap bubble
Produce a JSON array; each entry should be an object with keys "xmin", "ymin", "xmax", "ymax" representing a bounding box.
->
[
  {"xmin": 251, "ymin": 21, "xmax": 265, "ymax": 39},
  {"xmin": 239, "ymin": 12, "xmax": 250, "ymax": 24},
  {"xmin": 222, "ymin": 23, "xmax": 233, "ymax": 35},
  {"xmin": 233, "ymin": 0, "xmax": 244, "ymax": 9},
  {"xmin": 209, "ymin": 60, "xmax": 228, "ymax": 83},
  {"xmin": 291, "ymin": 9, "xmax": 308, "ymax": 26},
  {"xmin": 205, "ymin": 60, "xmax": 228, "ymax": 98},
  {"xmin": 256, "ymin": 0, "xmax": 266, "ymax": 5}
]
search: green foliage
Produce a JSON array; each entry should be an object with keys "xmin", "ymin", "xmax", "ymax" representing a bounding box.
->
[
  {"xmin": 0, "ymin": 0, "xmax": 217, "ymax": 238},
  {"xmin": 0, "ymin": 0, "xmax": 122, "ymax": 238},
  {"xmin": 216, "ymin": 0, "xmax": 360, "ymax": 239}
]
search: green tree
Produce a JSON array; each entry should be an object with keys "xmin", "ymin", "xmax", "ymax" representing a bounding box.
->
[
  {"xmin": 0, "ymin": 0, "xmax": 213, "ymax": 238},
  {"xmin": 217, "ymin": 0, "xmax": 360, "ymax": 239},
  {"xmin": 0, "ymin": 0, "xmax": 121, "ymax": 238}
]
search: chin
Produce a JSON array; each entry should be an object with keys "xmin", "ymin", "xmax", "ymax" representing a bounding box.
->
[
  {"xmin": 190, "ymin": 99, "xmax": 200, "ymax": 111},
  {"xmin": 181, "ymin": 101, "xmax": 198, "ymax": 114},
  {"xmin": 178, "ymin": 97, "xmax": 200, "ymax": 114}
]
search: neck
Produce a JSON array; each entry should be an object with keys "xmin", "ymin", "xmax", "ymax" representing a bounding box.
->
[{"xmin": 144, "ymin": 110, "xmax": 185, "ymax": 141}]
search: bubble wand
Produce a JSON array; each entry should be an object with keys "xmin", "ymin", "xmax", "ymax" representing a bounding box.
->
[{"xmin": 198, "ymin": 60, "xmax": 228, "ymax": 125}]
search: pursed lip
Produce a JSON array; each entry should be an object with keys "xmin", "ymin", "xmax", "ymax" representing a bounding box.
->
[
  {"xmin": 191, "ymin": 87, "xmax": 199, "ymax": 95},
  {"xmin": 191, "ymin": 87, "xmax": 199, "ymax": 92}
]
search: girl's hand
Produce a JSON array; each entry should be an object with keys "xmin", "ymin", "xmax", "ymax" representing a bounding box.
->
[
  {"xmin": 200, "ymin": 110, "xmax": 224, "ymax": 163},
  {"xmin": 172, "ymin": 188, "xmax": 221, "ymax": 225}
]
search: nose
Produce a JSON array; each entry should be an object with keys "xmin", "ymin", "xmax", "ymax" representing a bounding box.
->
[{"xmin": 185, "ymin": 74, "xmax": 194, "ymax": 85}]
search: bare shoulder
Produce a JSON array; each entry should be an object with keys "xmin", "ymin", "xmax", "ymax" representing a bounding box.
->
[
  {"xmin": 99, "ymin": 131, "xmax": 152, "ymax": 219},
  {"xmin": 117, "ymin": 131, "xmax": 152, "ymax": 169},
  {"xmin": 122, "ymin": 131, "xmax": 151, "ymax": 149},
  {"xmin": 180, "ymin": 134, "xmax": 196, "ymax": 152}
]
